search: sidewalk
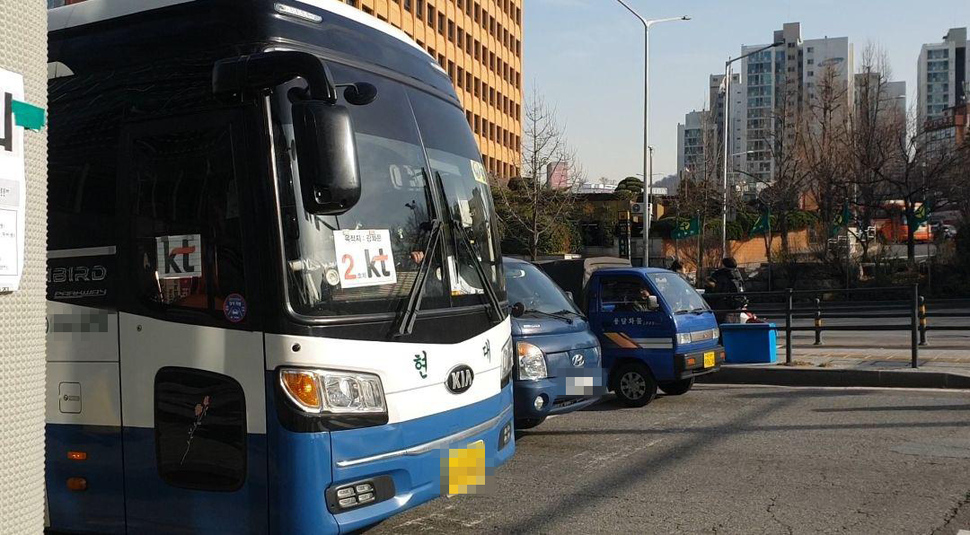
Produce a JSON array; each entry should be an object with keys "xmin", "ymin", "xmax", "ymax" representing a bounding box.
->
[{"xmin": 699, "ymin": 339, "xmax": 970, "ymax": 389}]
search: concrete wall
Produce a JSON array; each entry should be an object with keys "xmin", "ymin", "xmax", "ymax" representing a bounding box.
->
[{"xmin": 0, "ymin": 1, "xmax": 47, "ymax": 532}]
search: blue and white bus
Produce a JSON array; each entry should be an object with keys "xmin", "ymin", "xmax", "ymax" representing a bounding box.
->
[{"xmin": 45, "ymin": 1, "xmax": 514, "ymax": 533}]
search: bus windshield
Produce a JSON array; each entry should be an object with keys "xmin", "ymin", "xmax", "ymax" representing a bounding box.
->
[{"xmin": 275, "ymin": 62, "xmax": 505, "ymax": 317}]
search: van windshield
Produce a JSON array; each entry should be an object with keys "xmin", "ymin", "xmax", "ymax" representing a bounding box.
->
[
  {"xmin": 274, "ymin": 62, "xmax": 505, "ymax": 317},
  {"xmin": 505, "ymin": 261, "xmax": 579, "ymax": 316},
  {"xmin": 649, "ymin": 273, "xmax": 709, "ymax": 315}
]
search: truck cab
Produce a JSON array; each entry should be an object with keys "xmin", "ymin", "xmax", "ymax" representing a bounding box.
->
[
  {"xmin": 541, "ymin": 259, "xmax": 725, "ymax": 407},
  {"xmin": 504, "ymin": 258, "xmax": 604, "ymax": 429}
]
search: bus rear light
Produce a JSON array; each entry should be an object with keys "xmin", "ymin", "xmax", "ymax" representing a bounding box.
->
[
  {"xmin": 67, "ymin": 451, "xmax": 87, "ymax": 461},
  {"xmin": 281, "ymin": 370, "xmax": 321, "ymax": 411},
  {"xmin": 66, "ymin": 478, "xmax": 87, "ymax": 491}
]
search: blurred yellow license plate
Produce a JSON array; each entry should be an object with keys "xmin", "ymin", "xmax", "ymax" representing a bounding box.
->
[
  {"xmin": 703, "ymin": 351, "xmax": 716, "ymax": 368},
  {"xmin": 444, "ymin": 440, "xmax": 487, "ymax": 495}
]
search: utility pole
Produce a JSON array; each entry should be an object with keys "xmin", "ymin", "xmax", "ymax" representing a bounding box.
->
[{"xmin": 0, "ymin": 1, "xmax": 48, "ymax": 532}]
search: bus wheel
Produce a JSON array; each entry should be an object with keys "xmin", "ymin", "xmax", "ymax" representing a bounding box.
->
[
  {"xmin": 614, "ymin": 362, "xmax": 657, "ymax": 407},
  {"xmin": 515, "ymin": 417, "xmax": 546, "ymax": 430},
  {"xmin": 659, "ymin": 377, "xmax": 695, "ymax": 396}
]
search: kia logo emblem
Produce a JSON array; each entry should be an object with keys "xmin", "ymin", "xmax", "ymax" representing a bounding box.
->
[
  {"xmin": 445, "ymin": 365, "xmax": 474, "ymax": 394},
  {"xmin": 571, "ymin": 354, "xmax": 585, "ymax": 367}
]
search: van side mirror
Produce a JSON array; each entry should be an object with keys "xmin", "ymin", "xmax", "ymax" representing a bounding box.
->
[
  {"xmin": 648, "ymin": 295, "xmax": 659, "ymax": 311},
  {"xmin": 510, "ymin": 302, "xmax": 525, "ymax": 318},
  {"xmin": 292, "ymin": 100, "xmax": 361, "ymax": 215}
]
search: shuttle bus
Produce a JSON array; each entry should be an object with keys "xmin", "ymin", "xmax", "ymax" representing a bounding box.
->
[{"xmin": 46, "ymin": 1, "xmax": 514, "ymax": 533}]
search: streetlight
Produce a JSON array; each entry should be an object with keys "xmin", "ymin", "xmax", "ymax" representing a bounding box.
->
[
  {"xmin": 721, "ymin": 41, "xmax": 784, "ymax": 257},
  {"xmin": 615, "ymin": 0, "xmax": 690, "ymax": 267}
]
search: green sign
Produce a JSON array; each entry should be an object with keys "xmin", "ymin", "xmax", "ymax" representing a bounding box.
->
[
  {"xmin": 831, "ymin": 203, "xmax": 851, "ymax": 237},
  {"xmin": 909, "ymin": 202, "xmax": 931, "ymax": 227},
  {"xmin": 750, "ymin": 210, "xmax": 771, "ymax": 237},
  {"xmin": 671, "ymin": 217, "xmax": 700, "ymax": 240}
]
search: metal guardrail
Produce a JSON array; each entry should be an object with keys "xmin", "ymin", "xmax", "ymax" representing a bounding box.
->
[{"xmin": 703, "ymin": 285, "xmax": 970, "ymax": 369}]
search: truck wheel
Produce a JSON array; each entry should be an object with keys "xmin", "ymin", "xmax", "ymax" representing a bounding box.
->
[
  {"xmin": 613, "ymin": 362, "xmax": 657, "ymax": 407},
  {"xmin": 659, "ymin": 378, "xmax": 694, "ymax": 396},
  {"xmin": 515, "ymin": 417, "xmax": 546, "ymax": 430}
]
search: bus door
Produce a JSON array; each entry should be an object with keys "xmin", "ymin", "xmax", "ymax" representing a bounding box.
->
[{"xmin": 117, "ymin": 108, "xmax": 268, "ymax": 534}]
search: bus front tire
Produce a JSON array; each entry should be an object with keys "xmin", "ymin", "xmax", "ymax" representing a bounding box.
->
[
  {"xmin": 613, "ymin": 362, "xmax": 657, "ymax": 408},
  {"xmin": 659, "ymin": 377, "xmax": 695, "ymax": 396}
]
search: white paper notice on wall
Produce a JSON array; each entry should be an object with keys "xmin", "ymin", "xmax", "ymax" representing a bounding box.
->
[{"xmin": 0, "ymin": 69, "xmax": 26, "ymax": 292}]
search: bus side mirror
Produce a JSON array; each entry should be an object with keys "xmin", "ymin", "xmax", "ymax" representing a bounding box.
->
[{"xmin": 292, "ymin": 100, "xmax": 361, "ymax": 215}]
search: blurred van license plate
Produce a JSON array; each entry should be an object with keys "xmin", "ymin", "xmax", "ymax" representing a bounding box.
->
[{"xmin": 703, "ymin": 351, "xmax": 715, "ymax": 368}]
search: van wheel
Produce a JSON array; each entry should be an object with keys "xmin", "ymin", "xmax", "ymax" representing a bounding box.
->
[
  {"xmin": 613, "ymin": 363, "xmax": 657, "ymax": 407},
  {"xmin": 515, "ymin": 417, "xmax": 546, "ymax": 430},
  {"xmin": 659, "ymin": 378, "xmax": 694, "ymax": 396}
]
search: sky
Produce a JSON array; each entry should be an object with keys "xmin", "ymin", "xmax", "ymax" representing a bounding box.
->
[{"xmin": 523, "ymin": 0, "xmax": 970, "ymax": 184}]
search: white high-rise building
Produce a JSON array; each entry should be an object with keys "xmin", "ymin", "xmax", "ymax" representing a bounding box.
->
[
  {"xmin": 739, "ymin": 22, "xmax": 854, "ymax": 191},
  {"xmin": 917, "ymin": 27, "xmax": 968, "ymax": 127}
]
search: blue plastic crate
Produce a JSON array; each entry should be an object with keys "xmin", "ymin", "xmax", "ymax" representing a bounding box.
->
[{"xmin": 721, "ymin": 323, "xmax": 778, "ymax": 364}]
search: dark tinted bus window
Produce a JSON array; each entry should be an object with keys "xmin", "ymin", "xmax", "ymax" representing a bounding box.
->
[{"xmin": 130, "ymin": 120, "xmax": 247, "ymax": 321}]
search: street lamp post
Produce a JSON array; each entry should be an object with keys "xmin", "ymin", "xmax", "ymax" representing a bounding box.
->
[
  {"xmin": 721, "ymin": 41, "xmax": 784, "ymax": 258},
  {"xmin": 615, "ymin": 0, "xmax": 689, "ymax": 267}
]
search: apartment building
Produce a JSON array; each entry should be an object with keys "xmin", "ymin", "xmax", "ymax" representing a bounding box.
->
[
  {"xmin": 917, "ymin": 27, "xmax": 968, "ymax": 136},
  {"xmin": 342, "ymin": 0, "xmax": 523, "ymax": 179},
  {"xmin": 676, "ymin": 110, "xmax": 710, "ymax": 177},
  {"xmin": 739, "ymin": 22, "xmax": 854, "ymax": 191}
]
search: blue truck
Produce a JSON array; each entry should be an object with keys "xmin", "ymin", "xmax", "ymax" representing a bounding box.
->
[
  {"xmin": 540, "ymin": 258, "xmax": 725, "ymax": 407},
  {"xmin": 504, "ymin": 258, "xmax": 604, "ymax": 429}
]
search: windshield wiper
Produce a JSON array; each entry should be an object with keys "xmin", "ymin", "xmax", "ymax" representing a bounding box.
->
[
  {"xmin": 393, "ymin": 219, "xmax": 442, "ymax": 337},
  {"xmin": 691, "ymin": 307, "xmax": 712, "ymax": 315},
  {"xmin": 523, "ymin": 309, "xmax": 573, "ymax": 324},
  {"xmin": 449, "ymin": 218, "xmax": 504, "ymax": 323}
]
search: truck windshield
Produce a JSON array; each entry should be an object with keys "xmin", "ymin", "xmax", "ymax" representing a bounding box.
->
[
  {"xmin": 505, "ymin": 261, "xmax": 580, "ymax": 315},
  {"xmin": 274, "ymin": 62, "xmax": 505, "ymax": 317},
  {"xmin": 648, "ymin": 273, "xmax": 709, "ymax": 315}
]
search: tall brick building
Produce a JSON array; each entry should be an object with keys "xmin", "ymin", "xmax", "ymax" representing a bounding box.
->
[{"xmin": 343, "ymin": 0, "xmax": 523, "ymax": 179}]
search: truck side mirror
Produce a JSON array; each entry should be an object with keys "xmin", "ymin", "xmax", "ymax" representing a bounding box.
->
[
  {"xmin": 564, "ymin": 290, "xmax": 574, "ymax": 302},
  {"xmin": 510, "ymin": 302, "xmax": 525, "ymax": 318},
  {"xmin": 648, "ymin": 295, "xmax": 659, "ymax": 311},
  {"xmin": 292, "ymin": 100, "xmax": 361, "ymax": 215}
]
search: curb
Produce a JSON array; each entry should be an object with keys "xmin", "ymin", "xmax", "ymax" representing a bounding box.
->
[{"xmin": 698, "ymin": 365, "xmax": 970, "ymax": 389}]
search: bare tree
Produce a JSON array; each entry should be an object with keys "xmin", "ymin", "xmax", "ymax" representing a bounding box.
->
[{"xmin": 492, "ymin": 88, "xmax": 584, "ymax": 260}]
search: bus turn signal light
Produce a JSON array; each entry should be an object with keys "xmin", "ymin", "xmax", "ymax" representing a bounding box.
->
[
  {"xmin": 66, "ymin": 478, "xmax": 87, "ymax": 491},
  {"xmin": 281, "ymin": 370, "xmax": 321, "ymax": 411},
  {"xmin": 67, "ymin": 451, "xmax": 87, "ymax": 461}
]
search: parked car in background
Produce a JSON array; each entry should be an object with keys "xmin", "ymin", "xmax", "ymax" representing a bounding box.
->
[
  {"xmin": 504, "ymin": 258, "xmax": 604, "ymax": 429},
  {"xmin": 541, "ymin": 258, "xmax": 725, "ymax": 407}
]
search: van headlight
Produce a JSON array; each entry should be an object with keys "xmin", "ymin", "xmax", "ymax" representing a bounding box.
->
[
  {"xmin": 516, "ymin": 342, "xmax": 548, "ymax": 380},
  {"xmin": 280, "ymin": 368, "xmax": 386, "ymax": 415}
]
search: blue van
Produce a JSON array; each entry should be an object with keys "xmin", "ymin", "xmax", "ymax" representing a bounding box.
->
[
  {"xmin": 540, "ymin": 258, "xmax": 725, "ymax": 407},
  {"xmin": 504, "ymin": 258, "xmax": 604, "ymax": 429}
]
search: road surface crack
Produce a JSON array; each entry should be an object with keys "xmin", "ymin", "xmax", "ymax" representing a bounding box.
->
[
  {"xmin": 930, "ymin": 490, "xmax": 970, "ymax": 535},
  {"xmin": 767, "ymin": 495, "xmax": 794, "ymax": 535}
]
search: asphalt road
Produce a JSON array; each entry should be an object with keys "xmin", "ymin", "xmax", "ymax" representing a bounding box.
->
[{"xmin": 368, "ymin": 385, "xmax": 970, "ymax": 534}]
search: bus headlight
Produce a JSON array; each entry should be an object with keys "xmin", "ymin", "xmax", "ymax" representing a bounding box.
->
[
  {"xmin": 501, "ymin": 336, "xmax": 514, "ymax": 380},
  {"xmin": 516, "ymin": 342, "xmax": 548, "ymax": 380},
  {"xmin": 280, "ymin": 368, "xmax": 386, "ymax": 415}
]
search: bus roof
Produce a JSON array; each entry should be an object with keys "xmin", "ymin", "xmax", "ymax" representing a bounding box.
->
[{"xmin": 48, "ymin": 0, "xmax": 429, "ymax": 58}]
